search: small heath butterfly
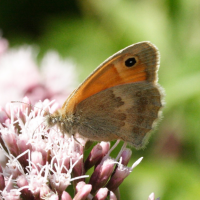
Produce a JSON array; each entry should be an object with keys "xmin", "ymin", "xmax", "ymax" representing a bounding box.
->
[{"xmin": 47, "ymin": 41, "xmax": 164, "ymax": 149}]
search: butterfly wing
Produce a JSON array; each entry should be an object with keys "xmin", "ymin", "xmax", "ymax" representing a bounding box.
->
[
  {"xmin": 62, "ymin": 41, "xmax": 160, "ymax": 114},
  {"xmin": 73, "ymin": 82, "xmax": 163, "ymax": 148}
]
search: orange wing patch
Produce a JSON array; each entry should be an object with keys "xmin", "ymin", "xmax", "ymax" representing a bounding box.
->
[{"xmin": 62, "ymin": 42, "xmax": 158, "ymax": 114}]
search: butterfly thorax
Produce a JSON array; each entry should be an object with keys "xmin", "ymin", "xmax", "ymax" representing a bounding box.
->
[{"xmin": 46, "ymin": 108, "xmax": 78, "ymax": 136}]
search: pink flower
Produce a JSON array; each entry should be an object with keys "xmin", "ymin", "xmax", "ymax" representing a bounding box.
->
[
  {"xmin": 0, "ymin": 97, "xmax": 145, "ymax": 199},
  {"xmin": 0, "ymin": 37, "xmax": 77, "ymax": 106},
  {"xmin": 148, "ymin": 193, "xmax": 160, "ymax": 200}
]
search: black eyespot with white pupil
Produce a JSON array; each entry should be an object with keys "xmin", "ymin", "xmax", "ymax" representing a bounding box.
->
[{"xmin": 125, "ymin": 57, "xmax": 137, "ymax": 67}]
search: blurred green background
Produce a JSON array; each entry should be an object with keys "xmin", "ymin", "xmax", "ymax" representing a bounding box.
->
[{"xmin": 1, "ymin": 0, "xmax": 200, "ymax": 199}]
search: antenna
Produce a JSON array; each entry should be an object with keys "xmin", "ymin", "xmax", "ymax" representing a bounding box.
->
[{"xmin": 11, "ymin": 100, "xmax": 53, "ymax": 116}]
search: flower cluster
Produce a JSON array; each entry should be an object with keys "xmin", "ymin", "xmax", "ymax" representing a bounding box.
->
[
  {"xmin": 0, "ymin": 37, "xmax": 77, "ymax": 106},
  {"xmin": 0, "ymin": 97, "xmax": 155, "ymax": 200}
]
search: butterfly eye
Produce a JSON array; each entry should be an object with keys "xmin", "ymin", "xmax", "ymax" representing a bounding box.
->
[{"xmin": 125, "ymin": 57, "xmax": 137, "ymax": 67}]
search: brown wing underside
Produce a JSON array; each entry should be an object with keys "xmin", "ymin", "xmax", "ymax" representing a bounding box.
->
[{"xmin": 74, "ymin": 82, "xmax": 163, "ymax": 149}]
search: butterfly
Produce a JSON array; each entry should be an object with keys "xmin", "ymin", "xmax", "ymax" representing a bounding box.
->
[{"xmin": 46, "ymin": 41, "xmax": 164, "ymax": 149}]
